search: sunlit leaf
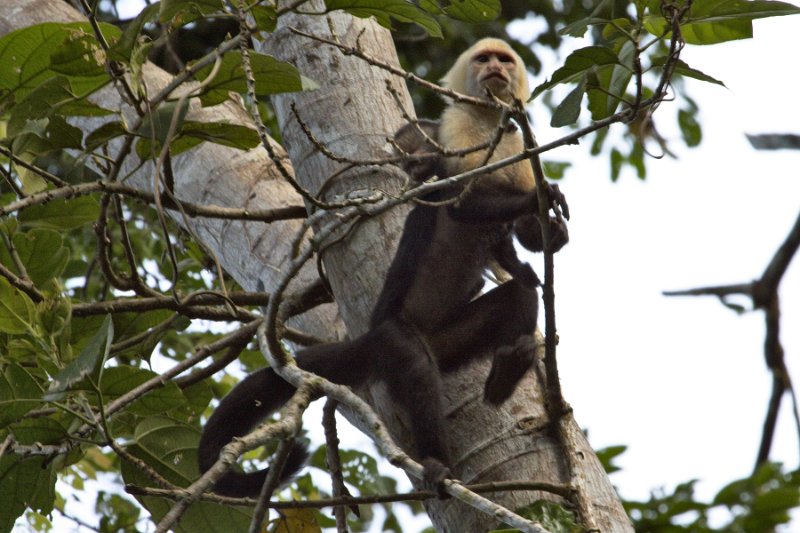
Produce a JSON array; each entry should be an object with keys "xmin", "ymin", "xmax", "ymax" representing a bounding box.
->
[
  {"xmin": 195, "ymin": 51, "xmax": 316, "ymax": 107},
  {"xmin": 44, "ymin": 314, "xmax": 113, "ymax": 401},
  {"xmin": 18, "ymin": 196, "xmax": 100, "ymax": 230},
  {"xmin": 0, "ymin": 22, "xmax": 118, "ymax": 100},
  {"xmin": 0, "ymin": 364, "xmax": 43, "ymax": 428},
  {"xmin": 325, "ymin": 0, "xmax": 442, "ymax": 37},
  {"xmin": 532, "ymin": 46, "xmax": 620, "ymax": 100},
  {"xmin": 551, "ymin": 81, "xmax": 585, "ymax": 127},
  {"xmin": 644, "ymin": 0, "xmax": 800, "ymax": 45},
  {"xmin": 0, "ymin": 277, "xmax": 36, "ymax": 335},
  {"xmin": 445, "ymin": 0, "xmax": 501, "ymax": 22}
]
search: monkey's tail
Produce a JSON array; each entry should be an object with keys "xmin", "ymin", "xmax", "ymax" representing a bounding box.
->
[
  {"xmin": 197, "ymin": 365, "xmax": 309, "ymax": 498},
  {"xmin": 197, "ymin": 336, "xmax": 374, "ymax": 498}
]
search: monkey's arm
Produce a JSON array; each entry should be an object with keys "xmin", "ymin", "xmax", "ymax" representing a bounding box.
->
[
  {"xmin": 446, "ymin": 189, "xmax": 535, "ymax": 223},
  {"xmin": 447, "ymin": 180, "xmax": 569, "ymax": 225}
]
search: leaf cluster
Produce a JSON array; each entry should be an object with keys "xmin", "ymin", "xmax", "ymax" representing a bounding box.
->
[{"xmin": 626, "ymin": 462, "xmax": 800, "ymax": 532}]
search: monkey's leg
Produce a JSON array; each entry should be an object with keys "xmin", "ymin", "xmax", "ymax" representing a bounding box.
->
[
  {"xmin": 372, "ymin": 320, "xmax": 453, "ymax": 494},
  {"xmin": 427, "ymin": 279, "xmax": 539, "ymax": 404}
]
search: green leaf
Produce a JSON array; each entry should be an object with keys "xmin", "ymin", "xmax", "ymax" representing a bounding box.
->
[
  {"xmin": 644, "ymin": 0, "xmax": 800, "ymax": 45},
  {"xmin": 0, "ymin": 454, "xmax": 57, "ymax": 532},
  {"xmin": 18, "ymin": 196, "xmax": 100, "ymax": 230},
  {"xmin": 195, "ymin": 51, "xmax": 316, "ymax": 107},
  {"xmin": 559, "ymin": 16, "xmax": 610, "ymax": 37},
  {"xmin": 542, "ymin": 161, "xmax": 571, "ymax": 180},
  {"xmin": 0, "ymin": 364, "xmax": 44, "ymax": 428},
  {"xmin": 532, "ymin": 46, "xmax": 621, "ymax": 100},
  {"xmin": 269, "ymin": 508, "xmax": 322, "ymax": 532},
  {"xmin": 109, "ymin": 2, "xmax": 160, "ymax": 63},
  {"xmin": 180, "ymin": 121, "xmax": 260, "ymax": 150},
  {"xmin": 652, "ymin": 57, "xmax": 726, "ymax": 86},
  {"xmin": 134, "ymin": 416, "xmax": 200, "ymax": 487},
  {"xmin": 179, "ymin": 379, "xmax": 213, "ymax": 418},
  {"xmin": 10, "ymin": 417, "xmax": 69, "ymax": 446},
  {"xmin": 122, "ymin": 447, "xmax": 254, "ymax": 532},
  {"xmin": 251, "ymin": 5, "xmax": 278, "ymax": 33},
  {"xmin": 752, "ymin": 486, "xmax": 800, "ymax": 516},
  {"xmin": 159, "ymin": 0, "xmax": 225, "ymax": 27},
  {"xmin": 110, "ymin": 310, "xmax": 188, "ymax": 363},
  {"xmin": 49, "ymin": 31, "xmax": 107, "ymax": 78},
  {"xmin": 325, "ymin": 0, "xmax": 442, "ymax": 37},
  {"xmin": 419, "ymin": 0, "xmax": 443, "ymax": 14},
  {"xmin": 0, "ymin": 23, "xmax": 118, "ymax": 100},
  {"xmin": 9, "ymin": 115, "xmax": 84, "ymax": 160},
  {"xmin": 85, "ymin": 120, "xmax": 128, "ymax": 151},
  {"xmin": 310, "ymin": 446, "xmax": 398, "ymax": 495},
  {"xmin": 610, "ymin": 148, "xmax": 623, "ymax": 181},
  {"xmin": 602, "ymin": 18, "xmax": 635, "ymax": 40},
  {"xmin": 0, "ymin": 277, "xmax": 36, "ymax": 335},
  {"xmin": 587, "ymin": 39, "xmax": 634, "ymax": 120},
  {"xmin": 595, "ymin": 444, "xmax": 627, "ymax": 474},
  {"xmin": 514, "ymin": 500, "xmax": 583, "ymax": 533},
  {"xmin": 551, "ymin": 81, "xmax": 585, "ymax": 127},
  {"xmin": 44, "ymin": 314, "xmax": 113, "ymax": 401},
  {"xmin": 7, "ymin": 77, "xmax": 113, "ymax": 139},
  {"xmin": 10, "ymin": 228, "xmax": 70, "ymax": 286},
  {"xmin": 100, "ymin": 367, "xmax": 187, "ymax": 416},
  {"xmin": 678, "ymin": 108, "xmax": 702, "ymax": 147},
  {"xmin": 120, "ymin": 416, "xmax": 255, "ymax": 532},
  {"xmin": 445, "ymin": 0, "xmax": 501, "ymax": 22}
]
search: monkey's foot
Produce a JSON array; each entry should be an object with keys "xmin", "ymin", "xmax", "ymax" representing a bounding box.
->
[
  {"xmin": 421, "ymin": 457, "xmax": 452, "ymax": 499},
  {"xmin": 484, "ymin": 334, "xmax": 537, "ymax": 405}
]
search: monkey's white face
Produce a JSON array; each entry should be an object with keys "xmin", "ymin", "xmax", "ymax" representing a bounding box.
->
[{"xmin": 468, "ymin": 49, "xmax": 518, "ymax": 101}]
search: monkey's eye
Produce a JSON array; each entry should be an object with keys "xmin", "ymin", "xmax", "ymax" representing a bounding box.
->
[
  {"xmin": 474, "ymin": 54, "xmax": 490, "ymax": 63},
  {"xmin": 497, "ymin": 53, "xmax": 514, "ymax": 64}
]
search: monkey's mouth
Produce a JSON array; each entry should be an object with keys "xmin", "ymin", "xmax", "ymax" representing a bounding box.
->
[
  {"xmin": 483, "ymin": 72, "xmax": 508, "ymax": 82},
  {"xmin": 482, "ymin": 73, "xmax": 509, "ymax": 89}
]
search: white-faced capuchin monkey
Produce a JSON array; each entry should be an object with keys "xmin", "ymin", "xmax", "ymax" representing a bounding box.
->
[{"xmin": 198, "ymin": 37, "xmax": 569, "ymax": 498}]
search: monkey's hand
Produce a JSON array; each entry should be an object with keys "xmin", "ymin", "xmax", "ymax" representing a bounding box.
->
[
  {"xmin": 515, "ymin": 215, "xmax": 569, "ymax": 254},
  {"xmin": 484, "ymin": 335, "xmax": 537, "ymax": 405},
  {"xmin": 421, "ymin": 457, "xmax": 453, "ymax": 499},
  {"xmin": 544, "ymin": 182, "xmax": 570, "ymax": 221}
]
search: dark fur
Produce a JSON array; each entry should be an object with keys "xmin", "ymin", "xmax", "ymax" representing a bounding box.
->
[{"xmin": 197, "ymin": 121, "xmax": 568, "ymax": 498}]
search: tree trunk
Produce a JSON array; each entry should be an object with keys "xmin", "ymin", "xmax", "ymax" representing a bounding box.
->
[{"xmin": 1, "ymin": 1, "xmax": 634, "ymax": 531}]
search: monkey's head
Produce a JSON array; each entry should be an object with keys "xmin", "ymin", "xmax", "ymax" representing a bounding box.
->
[{"xmin": 442, "ymin": 38, "xmax": 529, "ymax": 104}]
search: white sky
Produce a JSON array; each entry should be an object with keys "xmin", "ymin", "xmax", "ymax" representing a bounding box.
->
[
  {"xmin": 548, "ymin": 13, "xmax": 800, "ymax": 508},
  {"xmin": 21, "ymin": 4, "xmax": 800, "ymax": 533}
]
